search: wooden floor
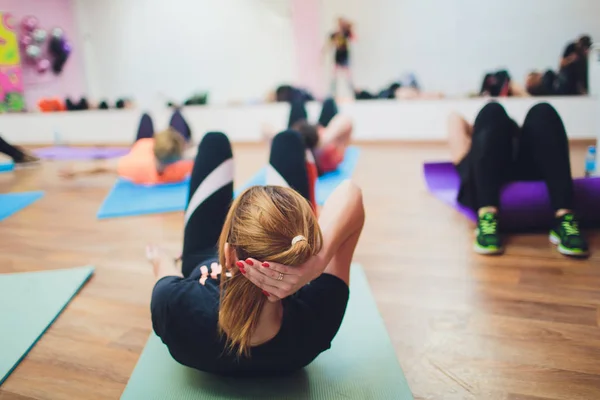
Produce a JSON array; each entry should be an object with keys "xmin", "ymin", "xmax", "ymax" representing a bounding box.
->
[{"xmin": 1, "ymin": 143, "xmax": 599, "ymax": 400}]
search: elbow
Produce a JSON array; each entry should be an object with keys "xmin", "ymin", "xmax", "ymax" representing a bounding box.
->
[{"xmin": 341, "ymin": 180, "xmax": 365, "ymax": 227}]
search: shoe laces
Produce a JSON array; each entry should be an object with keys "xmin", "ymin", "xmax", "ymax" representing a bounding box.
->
[
  {"xmin": 562, "ymin": 218, "xmax": 580, "ymax": 236},
  {"xmin": 480, "ymin": 214, "xmax": 498, "ymax": 235}
]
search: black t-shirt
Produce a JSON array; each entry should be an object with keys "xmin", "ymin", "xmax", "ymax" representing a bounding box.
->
[
  {"xmin": 330, "ymin": 29, "xmax": 352, "ymax": 60},
  {"xmin": 563, "ymin": 42, "xmax": 577, "ymax": 58},
  {"xmin": 151, "ymin": 259, "xmax": 349, "ymax": 377}
]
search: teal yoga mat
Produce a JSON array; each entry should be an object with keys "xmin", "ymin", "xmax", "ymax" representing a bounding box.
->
[
  {"xmin": 0, "ymin": 191, "xmax": 44, "ymax": 222},
  {"xmin": 0, "ymin": 266, "xmax": 95, "ymax": 385},
  {"xmin": 98, "ymin": 147, "xmax": 360, "ymax": 219},
  {"xmin": 121, "ymin": 265, "xmax": 413, "ymax": 400}
]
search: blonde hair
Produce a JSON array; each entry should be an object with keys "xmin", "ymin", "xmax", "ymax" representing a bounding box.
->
[
  {"xmin": 153, "ymin": 128, "xmax": 185, "ymax": 164},
  {"xmin": 218, "ymin": 186, "xmax": 322, "ymax": 358}
]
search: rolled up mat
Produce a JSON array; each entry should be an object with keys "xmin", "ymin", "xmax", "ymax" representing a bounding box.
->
[
  {"xmin": 0, "ymin": 191, "xmax": 44, "ymax": 221},
  {"xmin": 34, "ymin": 146, "xmax": 129, "ymax": 161},
  {"xmin": 121, "ymin": 265, "xmax": 413, "ymax": 400},
  {"xmin": 424, "ymin": 162, "xmax": 600, "ymax": 231},
  {"xmin": 236, "ymin": 146, "xmax": 360, "ymax": 205},
  {"xmin": 97, "ymin": 178, "xmax": 190, "ymax": 219},
  {"xmin": 0, "ymin": 266, "xmax": 94, "ymax": 385},
  {"xmin": 0, "ymin": 162, "xmax": 14, "ymax": 173}
]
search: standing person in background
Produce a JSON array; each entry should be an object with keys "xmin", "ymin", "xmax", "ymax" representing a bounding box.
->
[
  {"xmin": 325, "ymin": 17, "xmax": 356, "ymax": 98},
  {"xmin": 560, "ymin": 35, "xmax": 593, "ymax": 95}
]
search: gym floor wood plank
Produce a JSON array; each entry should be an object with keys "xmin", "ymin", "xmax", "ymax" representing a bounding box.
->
[{"xmin": 0, "ymin": 142, "xmax": 598, "ymax": 400}]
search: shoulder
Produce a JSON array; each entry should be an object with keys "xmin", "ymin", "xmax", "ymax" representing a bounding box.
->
[
  {"xmin": 159, "ymin": 160, "xmax": 193, "ymax": 183},
  {"xmin": 151, "ymin": 275, "xmax": 220, "ymax": 335},
  {"xmin": 131, "ymin": 138, "xmax": 155, "ymax": 152}
]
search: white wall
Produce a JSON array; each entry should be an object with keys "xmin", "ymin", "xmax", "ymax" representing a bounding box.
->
[
  {"xmin": 2, "ymin": 98, "xmax": 597, "ymax": 145},
  {"xmin": 73, "ymin": 0, "xmax": 295, "ymax": 109},
  {"xmin": 320, "ymin": 0, "xmax": 600, "ymax": 95}
]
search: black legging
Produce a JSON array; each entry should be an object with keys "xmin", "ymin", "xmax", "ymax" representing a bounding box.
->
[
  {"xmin": 134, "ymin": 111, "xmax": 191, "ymax": 143},
  {"xmin": 181, "ymin": 130, "xmax": 311, "ymax": 277},
  {"xmin": 287, "ymin": 98, "xmax": 338, "ymax": 129},
  {"xmin": 169, "ymin": 109, "xmax": 192, "ymax": 141},
  {"xmin": 135, "ymin": 113, "xmax": 155, "ymax": 142},
  {"xmin": 0, "ymin": 135, "xmax": 25, "ymax": 162},
  {"xmin": 463, "ymin": 102, "xmax": 573, "ymax": 211}
]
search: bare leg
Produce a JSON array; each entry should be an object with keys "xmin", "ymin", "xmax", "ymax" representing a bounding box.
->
[
  {"xmin": 319, "ymin": 114, "xmax": 353, "ymax": 150},
  {"xmin": 447, "ymin": 112, "xmax": 473, "ymax": 165},
  {"xmin": 509, "ymin": 81, "xmax": 531, "ymax": 97},
  {"xmin": 339, "ymin": 66, "xmax": 354, "ymax": 95}
]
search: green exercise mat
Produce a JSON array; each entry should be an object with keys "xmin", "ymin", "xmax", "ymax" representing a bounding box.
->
[
  {"xmin": 0, "ymin": 266, "xmax": 95, "ymax": 385},
  {"xmin": 121, "ymin": 265, "xmax": 413, "ymax": 400}
]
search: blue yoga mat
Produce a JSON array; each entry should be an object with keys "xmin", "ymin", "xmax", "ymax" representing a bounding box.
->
[
  {"xmin": 0, "ymin": 162, "xmax": 15, "ymax": 173},
  {"xmin": 97, "ymin": 178, "xmax": 190, "ymax": 219},
  {"xmin": 235, "ymin": 146, "xmax": 360, "ymax": 205},
  {"xmin": 0, "ymin": 191, "xmax": 44, "ymax": 221},
  {"xmin": 98, "ymin": 147, "xmax": 359, "ymax": 219},
  {"xmin": 0, "ymin": 266, "xmax": 94, "ymax": 385}
]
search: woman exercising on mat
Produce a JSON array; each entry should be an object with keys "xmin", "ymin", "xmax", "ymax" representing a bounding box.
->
[
  {"xmin": 148, "ymin": 129, "xmax": 365, "ymax": 376},
  {"xmin": 448, "ymin": 101, "xmax": 589, "ymax": 257},
  {"xmin": 60, "ymin": 111, "xmax": 194, "ymax": 185},
  {"xmin": 263, "ymin": 98, "xmax": 353, "ymax": 176}
]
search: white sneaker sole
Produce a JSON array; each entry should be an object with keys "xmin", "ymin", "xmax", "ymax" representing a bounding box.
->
[{"xmin": 549, "ymin": 233, "xmax": 589, "ymax": 257}]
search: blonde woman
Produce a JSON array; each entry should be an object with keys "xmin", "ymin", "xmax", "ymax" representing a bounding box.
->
[
  {"xmin": 60, "ymin": 111, "xmax": 193, "ymax": 184},
  {"xmin": 149, "ymin": 129, "xmax": 365, "ymax": 376}
]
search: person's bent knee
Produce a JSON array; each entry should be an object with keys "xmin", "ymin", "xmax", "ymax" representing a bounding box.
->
[
  {"xmin": 272, "ymin": 129, "xmax": 304, "ymax": 147},
  {"xmin": 527, "ymin": 102, "xmax": 560, "ymax": 119},
  {"xmin": 199, "ymin": 131, "xmax": 231, "ymax": 152},
  {"xmin": 477, "ymin": 101, "xmax": 507, "ymax": 119}
]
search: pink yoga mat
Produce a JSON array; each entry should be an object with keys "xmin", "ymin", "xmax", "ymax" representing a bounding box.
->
[
  {"xmin": 34, "ymin": 147, "xmax": 129, "ymax": 160},
  {"xmin": 424, "ymin": 162, "xmax": 600, "ymax": 232}
]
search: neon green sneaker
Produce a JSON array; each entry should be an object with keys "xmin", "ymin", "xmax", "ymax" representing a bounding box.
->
[
  {"xmin": 474, "ymin": 212, "xmax": 503, "ymax": 255},
  {"xmin": 550, "ymin": 213, "xmax": 589, "ymax": 257}
]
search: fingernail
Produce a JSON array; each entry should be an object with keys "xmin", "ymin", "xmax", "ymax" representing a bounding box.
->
[
  {"xmin": 261, "ymin": 262, "xmax": 270, "ymax": 268},
  {"xmin": 262, "ymin": 290, "xmax": 270, "ymax": 297},
  {"xmin": 240, "ymin": 267, "xmax": 246, "ymax": 275},
  {"xmin": 236, "ymin": 261, "xmax": 244, "ymax": 268},
  {"xmin": 245, "ymin": 259, "xmax": 253, "ymax": 265}
]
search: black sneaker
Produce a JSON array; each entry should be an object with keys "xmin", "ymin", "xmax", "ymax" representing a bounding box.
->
[
  {"xmin": 474, "ymin": 212, "xmax": 503, "ymax": 255},
  {"xmin": 550, "ymin": 213, "xmax": 589, "ymax": 257},
  {"xmin": 14, "ymin": 153, "xmax": 40, "ymax": 167}
]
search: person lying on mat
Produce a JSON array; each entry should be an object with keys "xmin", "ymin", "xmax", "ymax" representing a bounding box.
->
[
  {"xmin": 447, "ymin": 102, "xmax": 589, "ymax": 257},
  {"xmin": 60, "ymin": 115, "xmax": 194, "ymax": 185},
  {"xmin": 263, "ymin": 98, "xmax": 353, "ymax": 176},
  {"xmin": 148, "ymin": 129, "xmax": 365, "ymax": 376},
  {"xmin": 0, "ymin": 135, "xmax": 40, "ymax": 165}
]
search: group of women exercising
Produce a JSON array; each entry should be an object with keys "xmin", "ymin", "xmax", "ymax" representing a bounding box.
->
[{"xmin": 0, "ymin": 97, "xmax": 581, "ymax": 375}]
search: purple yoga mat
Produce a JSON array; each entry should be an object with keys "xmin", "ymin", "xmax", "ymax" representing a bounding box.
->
[
  {"xmin": 424, "ymin": 162, "xmax": 600, "ymax": 231},
  {"xmin": 34, "ymin": 146, "xmax": 129, "ymax": 160}
]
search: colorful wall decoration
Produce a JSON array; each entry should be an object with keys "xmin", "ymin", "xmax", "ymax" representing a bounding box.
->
[{"xmin": 0, "ymin": 12, "xmax": 25, "ymax": 112}]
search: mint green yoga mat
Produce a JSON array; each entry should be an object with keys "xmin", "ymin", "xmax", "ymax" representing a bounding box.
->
[
  {"xmin": 0, "ymin": 266, "xmax": 94, "ymax": 385},
  {"xmin": 121, "ymin": 265, "xmax": 413, "ymax": 400}
]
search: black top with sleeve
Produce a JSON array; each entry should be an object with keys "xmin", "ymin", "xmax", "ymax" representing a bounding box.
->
[{"xmin": 151, "ymin": 258, "xmax": 349, "ymax": 377}]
